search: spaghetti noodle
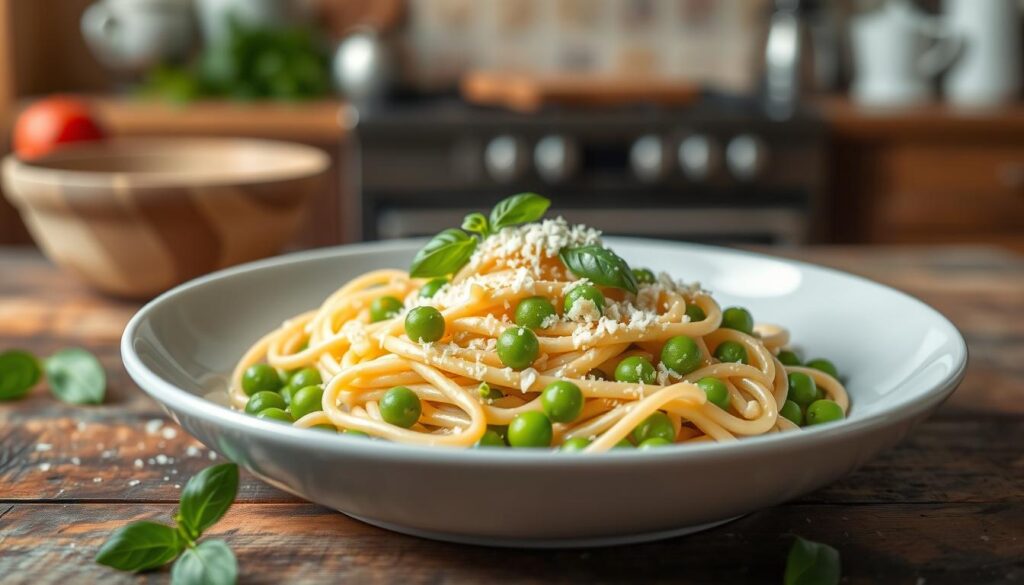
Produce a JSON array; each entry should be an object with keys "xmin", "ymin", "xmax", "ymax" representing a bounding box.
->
[{"xmin": 230, "ymin": 202, "xmax": 848, "ymax": 453}]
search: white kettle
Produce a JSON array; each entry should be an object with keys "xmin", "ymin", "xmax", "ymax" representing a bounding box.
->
[
  {"xmin": 942, "ymin": 0, "xmax": 1022, "ymax": 107},
  {"xmin": 850, "ymin": 0, "xmax": 962, "ymax": 106}
]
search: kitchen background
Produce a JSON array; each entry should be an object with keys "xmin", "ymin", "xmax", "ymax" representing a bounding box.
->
[{"xmin": 0, "ymin": 0, "xmax": 1022, "ymax": 297}]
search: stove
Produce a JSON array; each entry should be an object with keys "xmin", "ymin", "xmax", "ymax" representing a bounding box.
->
[{"xmin": 349, "ymin": 94, "xmax": 827, "ymax": 245}]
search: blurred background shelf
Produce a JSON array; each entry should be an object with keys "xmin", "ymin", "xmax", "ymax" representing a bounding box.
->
[{"xmin": 89, "ymin": 97, "xmax": 352, "ymax": 141}]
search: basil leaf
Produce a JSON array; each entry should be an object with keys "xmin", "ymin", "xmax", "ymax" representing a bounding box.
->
[
  {"xmin": 409, "ymin": 229, "xmax": 478, "ymax": 278},
  {"xmin": 0, "ymin": 349, "xmax": 41, "ymax": 401},
  {"xmin": 178, "ymin": 463, "xmax": 239, "ymax": 538},
  {"xmin": 489, "ymin": 193, "xmax": 550, "ymax": 231},
  {"xmin": 558, "ymin": 245, "xmax": 638, "ymax": 294},
  {"xmin": 171, "ymin": 539, "xmax": 237, "ymax": 585},
  {"xmin": 461, "ymin": 212, "xmax": 490, "ymax": 238},
  {"xmin": 784, "ymin": 536, "xmax": 841, "ymax": 585},
  {"xmin": 95, "ymin": 521, "xmax": 184, "ymax": 572},
  {"xmin": 44, "ymin": 348, "xmax": 105, "ymax": 405}
]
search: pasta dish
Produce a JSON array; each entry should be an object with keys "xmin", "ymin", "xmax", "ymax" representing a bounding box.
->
[{"xmin": 230, "ymin": 194, "xmax": 848, "ymax": 452}]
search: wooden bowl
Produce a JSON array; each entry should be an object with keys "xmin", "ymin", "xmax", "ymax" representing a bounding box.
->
[{"xmin": 2, "ymin": 138, "xmax": 329, "ymax": 298}]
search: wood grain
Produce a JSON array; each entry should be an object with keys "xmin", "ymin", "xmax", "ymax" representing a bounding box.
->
[
  {"xmin": 1, "ymin": 246, "xmax": 1023, "ymax": 583},
  {"xmin": 2, "ymin": 503, "xmax": 1022, "ymax": 584}
]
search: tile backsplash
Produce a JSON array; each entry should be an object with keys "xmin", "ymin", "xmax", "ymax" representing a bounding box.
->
[{"xmin": 403, "ymin": 0, "xmax": 768, "ymax": 91}]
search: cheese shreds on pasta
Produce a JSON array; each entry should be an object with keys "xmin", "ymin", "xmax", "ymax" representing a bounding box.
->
[{"xmin": 230, "ymin": 219, "xmax": 849, "ymax": 452}]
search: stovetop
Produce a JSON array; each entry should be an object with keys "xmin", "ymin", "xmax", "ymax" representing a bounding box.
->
[{"xmin": 353, "ymin": 91, "xmax": 825, "ymax": 132}]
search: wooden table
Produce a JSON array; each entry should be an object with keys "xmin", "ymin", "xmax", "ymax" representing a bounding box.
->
[{"xmin": 1, "ymin": 246, "xmax": 1022, "ymax": 584}]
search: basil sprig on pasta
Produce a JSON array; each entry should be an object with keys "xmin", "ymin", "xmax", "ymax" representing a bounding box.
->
[
  {"xmin": 410, "ymin": 193, "xmax": 551, "ymax": 278},
  {"xmin": 558, "ymin": 245, "xmax": 639, "ymax": 294}
]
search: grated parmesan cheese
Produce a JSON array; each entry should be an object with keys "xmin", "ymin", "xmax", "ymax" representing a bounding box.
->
[{"xmin": 519, "ymin": 368, "xmax": 539, "ymax": 393}]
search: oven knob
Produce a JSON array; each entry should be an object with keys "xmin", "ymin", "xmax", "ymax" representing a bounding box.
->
[
  {"xmin": 726, "ymin": 134, "xmax": 768, "ymax": 181},
  {"xmin": 485, "ymin": 135, "xmax": 528, "ymax": 183},
  {"xmin": 678, "ymin": 134, "xmax": 721, "ymax": 181},
  {"xmin": 630, "ymin": 135, "xmax": 670, "ymax": 183},
  {"xmin": 534, "ymin": 135, "xmax": 579, "ymax": 184}
]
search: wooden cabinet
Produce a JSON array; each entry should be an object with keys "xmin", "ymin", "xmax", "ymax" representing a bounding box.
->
[{"xmin": 823, "ymin": 98, "xmax": 1024, "ymax": 250}]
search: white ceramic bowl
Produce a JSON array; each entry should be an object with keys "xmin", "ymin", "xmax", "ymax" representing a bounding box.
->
[{"xmin": 121, "ymin": 239, "xmax": 967, "ymax": 547}]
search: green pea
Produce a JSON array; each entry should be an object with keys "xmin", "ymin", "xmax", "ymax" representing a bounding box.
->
[
  {"xmin": 632, "ymin": 412, "xmax": 675, "ymax": 443},
  {"xmin": 311, "ymin": 424, "xmax": 337, "ymax": 433},
  {"xmin": 806, "ymin": 358, "xmax": 839, "ymax": 379},
  {"xmin": 514, "ymin": 296, "xmax": 557, "ymax": 329},
  {"xmin": 380, "ymin": 386, "xmax": 422, "ymax": 428},
  {"xmin": 419, "ymin": 277, "xmax": 448, "ymax": 299},
  {"xmin": 721, "ymin": 306, "xmax": 754, "ymax": 334},
  {"xmin": 714, "ymin": 341, "xmax": 748, "ymax": 364},
  {"xmin": 370, "ymin": 296, "xmax": 403, "ymax": 322},
  {"xmin": 560, "ymin": 437, "xmax": 591, "ymax": 452},
  {"xmin": 488, "ymin": 425, "xmax": 509, "ymax": 443},
  {"xmin": 660, "ymin": 335, "xmax": 702, "ymax": 375},
  {"xmin": 496, "ymin": 326, "xmax": 540, "ymax": 370},
  {"xmin": 241, "ymin": 364, "xmax": 282, "ymax": 396},
  {"xmin": 279, "ymin": 385, "xmax": 297, "ymax": 406},
  {"xmin": 780, "ymin": 400, "xmax": 804, "ymax": 426},
  {"xmin": 697, "ymin": 377, "xmax": 730, "ymax": 410},
  {"xmin": 342, "ymin": 429, "xmax": 369, "ymax": 438},
  {"xmin": 632, "ymin": 268, "xmax": 656, "ymax": 284},
  {"xmin": 685, "ymin": 304, "xmax": 706, "ymax": 322},
  {"xmin": 256, "ymin": 407, "xmax": 292, "ymax": 423},
  {"xmin": 287, "ymin": 367, "xmax": 322, "ymax": 390},
  {"xmin": 476, "ymin": 429, "xmax": 507, "ymax": 447},
  {"xmin": 245, "ymin": 391, "xmax": 286, "ymax": 415},
  {"xmin": 405, "ymin": 306, "xmax": 446, "ymax": 342},
  {"xmin": 478, "ymin": 382, "xmax": 503, "ymax": 401},
  {"xmin": 507, "ymin": 411, "xmax": 552, "ymax": 448},
  {"xmin": 806, "ymin": 399, "xmax": 844, "ymax": 425},
  {"xmin": 787, "ymin": 372, "xmax": 821, "ymax": 407},
  {"xmin": 563, "ymin": 284, "xmax": 605, "ymax": 317},
  {"xmin": 614, "ymin": 356, "xmax": 656, "ymax": 384},
  {"xmin": 777, "ymin": 350, "xmax": 802, "ymax": 366},
  {"xmin": 614, "ymin": 439, "xmax": 634, "ymax": 449},
  {"xmin": 278, "ymin": 369, "xmax": 294, "ymax": 386},
  {"xmin": 540, "ymin": 380, "xmax": 584, "ymax": 423},
  {"xmin": 638, "ymin": 437, "xmax": 672, "ymax": 449},
  {"xmin": 289, "ymin": 385, "xmax": 324, "ymax": 420}
]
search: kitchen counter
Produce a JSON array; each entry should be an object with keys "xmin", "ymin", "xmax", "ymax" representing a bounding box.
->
[
  {"xmin": 1, "ymin": 245, "xmax": 1022, "ymax": 583},
  {"xmin": 817, "ymin": 96, "xmax": 1024, "ymax": 141},
  {"xmin": 88, "ymin": 97, "xmax": 355, "ymax": 141}
]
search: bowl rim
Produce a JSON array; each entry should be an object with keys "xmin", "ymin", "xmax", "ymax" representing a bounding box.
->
[
  {"xmin": 2, "ymin": 137, "xmax": 330, "ymax": 190},
  {"xmin": 121, "ymin": 237, "xmax": 968, "ymax": 467}
]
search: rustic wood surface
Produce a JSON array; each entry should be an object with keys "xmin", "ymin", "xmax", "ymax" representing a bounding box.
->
[{"xmin": 1, "ymin": 245, "xmax": 1022, "ymax": 584}]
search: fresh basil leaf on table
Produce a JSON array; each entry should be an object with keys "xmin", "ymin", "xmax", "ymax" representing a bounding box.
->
[
  {"xmin": 177, "ymin": 463, "xmax": 240, "ymax": 538},
  {"xmin": 409, "ymin": 228, "xmax": 478, "ymax": 278},
  {"xmin": 489, "ymin": 193, "xmax": 551, "ymax": 231},
  {"xmin": 45, "ymin": 347, "xmax": 106, "ymax": 405},
  {"xmin": 0, "ymin": 349, "xmax": 42, "ymax": 400},
  {"xmin": 559, "ymin": 245, "xmax": 639, "ymax": 294},
  {"xmin": 171, "ymin": 539, "xmax": 238, "ymax": 585},
  {"xmin": 784, "ymin": 536, "xmax": 841, "ymax": 585},
  {"xmin": 96, "ymin": 463, "xmax": 240, "ymax": 580},
  {"xmin": 94, "ymin": 521, "xmax": 184, "ymax": 572}
]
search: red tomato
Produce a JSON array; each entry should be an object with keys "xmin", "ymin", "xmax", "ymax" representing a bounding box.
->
[{"xmin": 13, "ymin": 96, "xmax": 106, "ymax": 160}]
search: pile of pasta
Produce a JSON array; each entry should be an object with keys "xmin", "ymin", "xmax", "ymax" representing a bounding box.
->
[{"xmin": 230, "ymin": 247, "xmax": 849, "ymax": 453}]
